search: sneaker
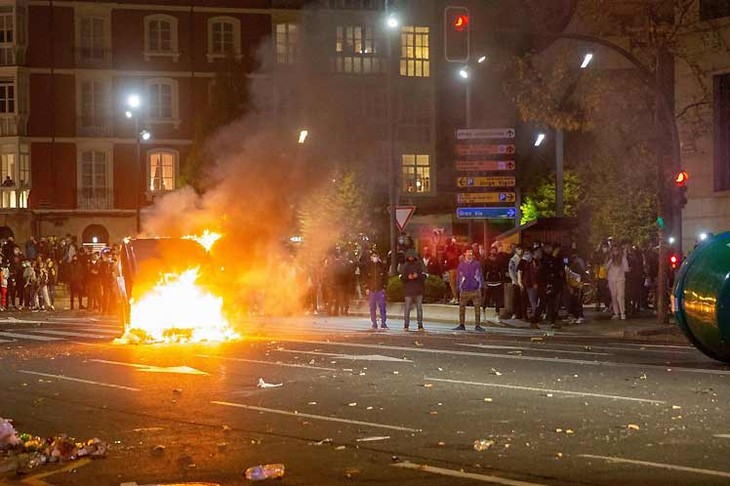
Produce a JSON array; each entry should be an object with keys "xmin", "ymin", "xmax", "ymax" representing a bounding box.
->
[
  {"xmin": 371, "ymin": 323, "xmax": 378, "ymax": 330},
  {"xmin": 611, "ymin": 314, "xmax": 619, "ymax": 320},
  {"xmin": 474, "ymin": 325, "xmax": 486, "ymax": 332},
  {"xmin": 575, "ymin": 317, "xmax": 584, "ymax": 324},
  {"xmin": 452, "ymin": 325, "xmax": 466, "ymax": 331},
  {"xmin": 404, "ymin": 325, "xmax": 410, "ymax": 331},
  {"xmin": 621, "ymin": 314, "xmax": 627, "ymax": 320},
  {"xmin": 510, "ymin": 314, "xmax": 517, "ymax": 320},
  {"xmin": 604, "ymin": 307, "xmax": 613, "ymax": 314},
  {"xmin": 380, "ymin": 324, "xmax": 389, "ymax": 330},
  {"xmin": 417, "ymin": 326, "xmax": 425, "ymax": 332}
]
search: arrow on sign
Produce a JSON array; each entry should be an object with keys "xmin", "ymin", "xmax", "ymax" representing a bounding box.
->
[{"xmin": 90, "ymin": 359, "xmax": 209, "ymax": 375}]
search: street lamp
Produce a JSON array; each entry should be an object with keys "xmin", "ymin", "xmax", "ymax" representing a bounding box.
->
[
  {"xmin": 580, "ymin": 52, "xmax": 594, "ymax": 69},
  {"xmin": 126, "ymin": 93, "xmax": 147, "ymax": 235},
  {"xmin": 534, "ymin": 133, "xmax": 546, "ymax": 147},
  {"xmin": 298, "ymin": 129, "xmax": 308, "ymax": 144},
  {"xmin": 385, "ymin": 4, "xmax": 399, "ymax": 275}
]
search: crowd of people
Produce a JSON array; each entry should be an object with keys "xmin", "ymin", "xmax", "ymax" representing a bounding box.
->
[{"xmin": 0, "ymin": 235, "xmax": 121, "ymax": 314}]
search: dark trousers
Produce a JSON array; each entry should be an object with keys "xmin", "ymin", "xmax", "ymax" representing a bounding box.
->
[
  {"xmin": 512, "ymin": 283, "xmax": 524, "ymax": 318},
  {"xmin": 69, "ymin": 283, "xmax": 84, "ymax": 308},
  {"xmin": 368, "ymin": 289, "xmax": 387, "ymax": 325}
]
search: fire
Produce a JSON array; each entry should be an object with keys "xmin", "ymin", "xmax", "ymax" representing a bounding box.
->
[
  {"xmin": 182, "ymin": 229, "xmax": 222, "ymax": 252},
  {"xmin": 115, "ymin": 231, "xmax": 239, "ymax": 345}
]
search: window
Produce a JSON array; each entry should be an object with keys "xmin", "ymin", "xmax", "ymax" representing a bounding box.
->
[
  {"xmin": 402, "ymin": 154, "xmax": 431, "ymax": 193},
  {"xmin": 334, "ymin": 25, "xmax": 384, "ymax": 74},
  {"xmin": 0, "ymin": 145, "xmax": 29, "ymax": 209},
  {"xmin": 400, "ymin": 26, "xmax": 429, "ymax": 77},
  {"xmin": 328, "ymin": 0, "xmax": 383, "ymax": 9},
  {"xmin": 714, "ymin": 73, "xmax": 730, "ymax": 191},
  {"xmin": 148, "ymin": 150, "xmax": 177, "ymax": 192},
  {"xmin": 208, "ymin": 16, "xmax": 241, "ymax": 60},
  {"xmin": 701, "ymin": 0, "xmax": 730, "ymax": 21},
  {"xmin": 275, "ymin": 23, "xmax": 299, "ymax": 64},
  {"xmin": 144, "ymin": 14, "xmax": 179, "ymax": 61},
  {"xmin": 0, "ymin": 7, "xmax": 13, "ymax": 65},
  {"xmin": 146, "ymin": 78, "xmax": 179, "ymax": 123},
  {"xmin": 78, "ymin": 16, "xmax": 108, "ymax": 63},
  {"xmin": 397, "ymin": 86, "xmax": 431, "ymax": 143},
  {"xmin": 79, "ymin": 79, "xmax": 110, "ymax": 133},
  {"xmin": 78, "ymin": 149, "xmax": 112, "ymax": 209},
  {"xmin": 0, "ymin": 80, "xmax": 14, "ymax": 113}
]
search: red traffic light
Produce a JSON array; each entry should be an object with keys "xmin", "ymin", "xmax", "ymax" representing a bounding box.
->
[
  {"xmin": 453, "ymin": 14, "xmax": 469, "ymax": 31},
  {"xmin": 670, "ymin": 254, "xmax": 679, "ymax": 269},
  {"xmin": 674, "ymin": 170, "xmax": 689, "ymax": 186}
]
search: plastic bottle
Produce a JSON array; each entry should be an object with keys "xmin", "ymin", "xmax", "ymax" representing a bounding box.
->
[{"xmin": 244, "ymin": 463, "xmax": 285, "ymax": 481}]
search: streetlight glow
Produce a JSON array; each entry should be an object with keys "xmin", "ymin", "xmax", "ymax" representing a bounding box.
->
[
  {"xmin": 298, "ymin": 129, "xmax": 308, "ymax": 144},
  {"xmin": 127, "ymin": 94, "xmax": 141, "ymax": 109},
  {"xmin": 699, "ymin": 232, "xmax": 709, "ymax": 241},
  {"xmin": 458, "ymin": 68, "xmax": 469, "ymax": 79},
  {"xmin": 141, "ymin": 130, "xmax": 151, "ymax": 141},
  {"xmin": 534, "ymin": 133, "xmax": 546, "ymax": 146},
  {"xmin": 477, "ymin": 55, "xmax": 487, "ymax": 63},
  {"xmin": 668, "ymin": 236, "xmax": 676, "ymax": 245},
  {"xmin": 125, "ymin": 110, "xmax": 133, "ymax": 119},
  {"xmin": 581, "ymin": 52, "xmax": 594, "ymax": 69},
  {"xmin": 386, "ymin": 15, "xmax": 399, "ymax": 29}
]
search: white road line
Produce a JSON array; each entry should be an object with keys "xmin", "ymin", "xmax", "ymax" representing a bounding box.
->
[
  {"xmin": 275, "ymin": 349, "xmax": 413, "ymax": 362},
  {"xmin": 459, "ymin": 343, "xmax": 611, "ymax": 356},
  {"xmin": 713, "ymin": 434, "xmax": 730, "ymax": 439},
  {"xmin": 211, "ymin": 401, "xmax": 421, "ymax": 433},
  {"xmin": 18, "ymin": 370, "xmax": 140, "ymax": 391},
  {"xmin": 23, "ymin": 329, "xmax": 113, "ymax": 339},
  {"xmin": 0, "ymin": 338, "xmax": 14, "ymax": 343},
  {"xmin": 0, "ymin": 331, "xmax": 63, "ymax": 341},
  {"xmin": 424, "ymin": 377, "xmax": 665, "ymax": 404},
  {"xmin": 277, "ymin": 339, "xmax": 730, "ymax": 376},
  {"xmin": 196, "ymin": 354, "xmax": 337, "ymax": 371},
  {"xmin": 579, "ymin": 454, "xmax": 730, "ymax": 478},
  {"xmin": 392, "ymin": 462, "xmax": 547, "ymax": 485}
]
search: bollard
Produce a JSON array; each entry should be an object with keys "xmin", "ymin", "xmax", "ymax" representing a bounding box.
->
[{"xmin": 672, "ymin": 231, "xmax": 730, "ymax": 363}]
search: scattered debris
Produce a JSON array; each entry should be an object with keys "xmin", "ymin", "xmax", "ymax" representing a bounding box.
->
[
  {"xmin": 423, "ymin": 383, "xmax": 433, "ymax": 388},
  {"xmin": 348, "ymin": 402, "xmax": 357, "ymax": 407},
  {"xmin": 244, "ymin": 463, "xmax": 285, "ymax": 481},
  {"xmin": 344, "ymin": 467, "xmax": 362, "ymax": 479},
  {"xmin": 355, "ymin": 436, "xmax": 390, "ymax": 442},
  {"xmin": 308, "ymin": 401, "xmax": 317, "ymax": 405},
  {"xmin": 437, "ymin": 441, "xmax": 446, "ymax": 447},
  {"xmin": 222, "ymin": 425, "xmax": 232, "ymax": 433},
  {"xmin": 152, "ymin": 445, "xmax": 166, "ymax": 453},
  {"xmin": 627, "ymin": 424, "xmax": 641, "ymax": 431},
  {"xmin": 334, "ymin": 445, "xmax": 346, "ymax": 451},
  {"xmin": 473, "ymin": 439, "xmax": 495, "ymax": 451},
  {"xmin": 672, "ymin": 405, "xmax": 682, "ymax": 410},
  {"xmin": 257, "ymin": 378, "xmax": 283, "ymax": 389},
  {"xmin": 555, "ymin": 452, "xmax": 563, "ymax": 459},
  {"xmin": 483, "ymin": 398, "xmax": 493, "ymax": 403},
  {"xmin": 490, "ymin": 368, "xmax": 502, "ymax": 376}
]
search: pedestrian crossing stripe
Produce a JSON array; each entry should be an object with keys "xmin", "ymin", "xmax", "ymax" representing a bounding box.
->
[
  {"xmin": 0, "ymin": 331, "xmax": 63, "ymax": 341},
  {"xmin": 23, "ymin": 329, "xmax": 119, "ymax": 339}
]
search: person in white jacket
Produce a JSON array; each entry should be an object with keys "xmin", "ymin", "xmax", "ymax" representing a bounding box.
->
[{"xmin": 605, "ymin": 246, "xmax": 630, "ymax": 320}]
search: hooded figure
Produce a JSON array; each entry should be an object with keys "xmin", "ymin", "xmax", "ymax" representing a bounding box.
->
[{"xmin": 399, "ymin": 248, "xmax": 426, "ymax": 331}]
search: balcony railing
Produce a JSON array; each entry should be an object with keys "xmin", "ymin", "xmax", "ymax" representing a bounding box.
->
[
  {"xmin": 0, "ymin": 187, "xmax": 29, "ymax": 209},
  {"xmin": 77, "ymin": 117, "xmax": 113, "ymax": 137},
  {"xmin": 77, "ymin": 188, "xmax": 114, "ymax": 210},
  {"xmin": 74, "ymin": 47, "xmax": 112, "ymax": 67},
  {"xmin": 0, "ymin": 114, "xmax": 28, "ymax": 137},
  {"xmin": 0, "ymin": 45, "xmax": 27, "ymax": 66}
]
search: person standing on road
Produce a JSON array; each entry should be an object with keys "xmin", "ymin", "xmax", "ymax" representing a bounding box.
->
[
  {"xmin": 606, "ymin": 246, "xmax": 629, "ymax": 320},
  {"xmin": 363, "ymin": 250, "xmax": 389, "ymax": 330},
  {"xmin": 453, "ymin": 247, "xmax": 486, "ymax": 331},
  {"xmin": 400, "ymin": 248, "xmax": 426, "ymax": 331},
  {"xmin": 509, "ymin": 245, "xmax": 524, "ymax": 320},
  {"xmin": 443, "ymin": 237, "xmax": 460, "ymax": 304},
  {"xmin": 68, "ymin": 255, "xmax": 85, "ymax": 310}
]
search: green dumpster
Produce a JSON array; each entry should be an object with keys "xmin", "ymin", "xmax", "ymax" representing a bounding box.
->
[{"xmin": 673, "ymin": 231, "xmax": 730, "ymax": 363}]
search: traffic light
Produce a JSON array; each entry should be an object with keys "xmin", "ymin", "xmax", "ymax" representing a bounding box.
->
[
  {"xmin": 444, "ymin": 6, "xmax": 470, "ymax": 62},
  {"xmin": 670, "ymin": 253, "xmax": 680, "ymax": 270},
  {"xmin": 674, "ymin": 170, "xmax": 689, "ymax": 209}
]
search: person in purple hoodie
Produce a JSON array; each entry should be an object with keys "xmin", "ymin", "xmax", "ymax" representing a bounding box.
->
[{"xmin": 453, "ymin": 247, "xmax": 486, "ymax": 331}]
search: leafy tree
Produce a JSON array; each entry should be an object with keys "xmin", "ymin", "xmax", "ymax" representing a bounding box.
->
[{"xmin": 520, "ymin": 170, "xmax": 583, "ymax": 225}]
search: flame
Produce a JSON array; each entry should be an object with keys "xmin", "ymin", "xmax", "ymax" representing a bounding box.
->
[{"xmin": 183, "ymin": 230, "xmax": 222, "ymax": 252}]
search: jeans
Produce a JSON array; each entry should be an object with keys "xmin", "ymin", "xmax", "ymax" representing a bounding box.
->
[
  {"xmin": 368, "ymin": 289, "xmax": 387, "ymax": 326},
  {"xmin": 404, "ymin": 294, "xmax": 423, "ymax": 328},
  {"xmin": 459, "ymin": 289, "xmax": 482, "ymax": 326}
]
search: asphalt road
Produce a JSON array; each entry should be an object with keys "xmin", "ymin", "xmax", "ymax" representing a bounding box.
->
[{"xmin": 1, "ymin": 312, "xmax": 729, "ymax": 485}]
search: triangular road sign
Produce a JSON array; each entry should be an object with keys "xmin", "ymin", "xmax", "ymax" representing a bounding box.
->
[{"xmin": 395, "ymin": 206, "xmax": 416, "ymax": 232}]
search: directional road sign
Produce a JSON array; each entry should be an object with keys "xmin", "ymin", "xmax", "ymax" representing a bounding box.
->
[
  {"xmin": 457, "ymin": 192, "xmax": 516, "ymax": 204},
  {"xmin": 456, "ymin": 144, "xmax": 516, "ymax": 157},
  {"xmin": 455, "ymin": 160, "xmax": 516, "ymax": 172},
  {"xmin": 456, "ymin": 128, "xmax": 515, "ymax": 140},
  {"xmin": 456, "ymin": 176, "xmax": 516, "ymax": 188},
  {"xmin": 456, "ymin": 207, "xmax": 517, "ymax": 219}
]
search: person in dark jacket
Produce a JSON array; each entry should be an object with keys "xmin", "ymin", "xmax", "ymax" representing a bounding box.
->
[
  {"xmin": 454, "ymin": 247, "xmax": 486, "ymax": 331},
  {"xmin": 68, "ymin": 255, "xmax": 86, "ymax": 310},
  {"xmin": 363, "ymin": 250, "xmax": 389, "ymax": 330},
  {"xmin": 399, "ymin": 248, "xmax": 426, "ymax": 331}
]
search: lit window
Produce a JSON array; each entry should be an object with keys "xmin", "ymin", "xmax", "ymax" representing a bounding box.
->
[
  {"xmin": 400, "ymin": 26, "xmax": 429, "ymax": 77},
  {"xmin": 144, "ymin": 15, "xmax": 179, "ymax": 61},
  {"xmin": 146, "ymin": 78, "xmax": 179, "ymax": 123},
  {"xmin": 276, "ymin": 23, "xmax": 299, "ymax": 64},
  {"xmin": 148, "ymin": 150, "xmax": 177, "ymax": 192},
  {"xmin": 0, "ymin": 145, "xmax": 30, "ymax": 209},
  {"xmin": 0, "ymin": 7, "xmax": 14, "ymax": 65},
  {"xmin": 402, "ymin": 154, "xmax": 431, "ymax": 193},
  {"xmin": 208, "ymin": 16, "xmax": 241, "ymax": 61},
  {"xmin": 334, "ymin": 24, "xmax": 384, "ymax": 74}
]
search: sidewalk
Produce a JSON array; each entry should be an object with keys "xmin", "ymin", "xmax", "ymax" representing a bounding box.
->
[{"xmin": 350, "ymin": 300, "xmax": 688, "ymax": 345}]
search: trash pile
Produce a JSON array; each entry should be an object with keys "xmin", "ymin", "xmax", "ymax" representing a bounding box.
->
[{"xmin": 1, "ymin": 418, "xmax": 107, "ymax": 474}]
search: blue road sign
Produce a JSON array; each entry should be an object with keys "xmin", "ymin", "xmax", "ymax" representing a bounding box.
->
[{"xmin": 456, "ymin": 207, "xmax": 517, "ymax": 219}]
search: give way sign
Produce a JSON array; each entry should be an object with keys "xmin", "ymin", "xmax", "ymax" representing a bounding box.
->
[{"xmin": 395, "ymin": 206, "xmax": 416, "ymax": 232}]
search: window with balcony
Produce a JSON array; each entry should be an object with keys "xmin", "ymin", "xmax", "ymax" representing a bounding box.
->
[
  {"xmin": 144, "ymin": 14, "xmax": 179, "ymax": 61},
  {"xmin": 146, "ymin": 78, "xmax": 179, "ymax": 125},
  {"xmin": 275, "ymin": 22, "xmax": 299, "ymax": 64},
  {"xmin": 147, "ymin": 150, "xmax": 177, "ymax": 193},
  {"xmin": 701, "ymin": 0, "xmax": 730, "ymax": 21},
  {"xmin": 0, "ymin": 145, "xmax": 29, "ymax": 209},
  {"xmin": 208, "ymin": 16, "xmax": 241, "ymax": 61},
  {"xmin": 77, "ymin": 15, "xmax": 110, "ymax": 66},
  {"xmin": 0, "ymin": 7, "xmax": 13, "ymax": 66},
  {"xmin": 400, "ymin": 26, "xmax": 429, "ymax": 77},
  {"xmin": 334, "ymin": 24, "xmax": 384, "ymax": 74},
  {"xmin": 78, "ymin": 149, "xmax": 112, "ymax": 210},
  {"xmin": 78, "ymin": 78, "xmax": 110, "ymax": 136},
  {"xmin": 402, "ymin": 154, "xmax": 431, "ymax": 194}
]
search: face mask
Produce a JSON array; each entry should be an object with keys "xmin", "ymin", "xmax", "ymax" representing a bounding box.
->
[
  {"xmin": 524, "ymin": 254, "xmax": 532, "ymax": 261},
  {"xmin": 371, "ymin": 256, "xmax": 378, "ymax": 262}
]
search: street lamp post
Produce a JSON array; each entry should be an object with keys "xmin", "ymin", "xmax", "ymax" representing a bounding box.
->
[
  {"xmin": 126, "ymin": 94, "xmax": 146, "ymax": 235},
  {"xmin": 386, "ymin": 7, "xmax": 399, "ymax": 276}
]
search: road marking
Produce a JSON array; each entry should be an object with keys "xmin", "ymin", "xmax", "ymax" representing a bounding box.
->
[
  {"xmin": 89, "ymin": 359, "xmax": 208, "ymax": 375},
  {"xmin": 424, "ymin": 377, "xmax": 665, "ymax": 404},
  {"xmin": 24, "ymin": 329, "xmax": 113, "ymax": 339},
  {"xmin": 196, "ymin": 354, "xmax": 337, "ymax": 371},
  {"xmin": 20, "ymin": 458, "xmax": 92, "ymax": 485},
  {"xmin": 277, "ymin": 339, "xmax": 730, "ymax": 376},
  {"xmin": 275, "ymin": 349, "xmax": 413, "ymax": 362},
  {"xmin": 578, "ymin": 454, "xmax": 730, "ymax": 478},
  {"xmin": 392, "ymin": 462, "xmax": 547, "ymax": 485},
  {"xmin": 459, "ymin": 343, "xmax": 611, "ymax": 356},
  {"xmin": 0, "ymin": 338, "xmax": 14, "ymax": 343},
  {"xmin": 18, "ymin": 370, "xmax": 140, "ymax": 391},
  {"xmin": 0, "ymin": 331, "xmax": 62, "ymax": 341},
  {"xmin": 714, "ymin": 434, "xmax": 730, "ymax": 439},
  {"xmin": 212, "ymin": 401, "xmax": 421, "ymax": 433}
]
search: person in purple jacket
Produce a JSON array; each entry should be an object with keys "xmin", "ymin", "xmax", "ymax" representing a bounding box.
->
[{"xmin": 453, "ymin": 247, "xmax": 486, "ymax": 331}]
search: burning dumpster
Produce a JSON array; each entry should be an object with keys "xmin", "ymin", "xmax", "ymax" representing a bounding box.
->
[{"xmin": 672, "ymin": 231, "xmax": 730, "ymax": 363}]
